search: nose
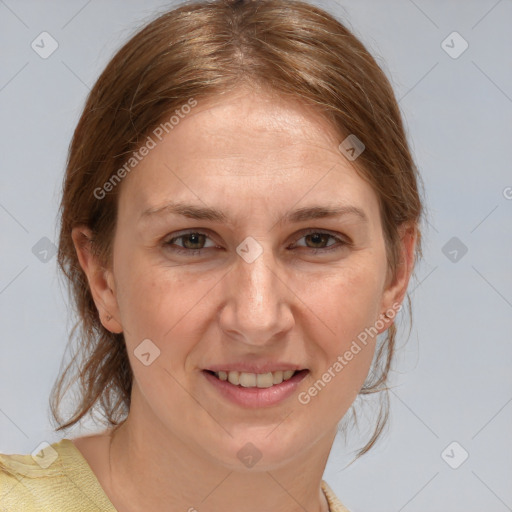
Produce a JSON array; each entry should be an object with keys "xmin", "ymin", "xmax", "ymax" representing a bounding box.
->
[{"xmin": 218, "ymin": 241, "xmax": 295, "ymax": 347}]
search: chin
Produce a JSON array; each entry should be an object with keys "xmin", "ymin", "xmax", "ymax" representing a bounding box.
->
[{"xmin": 206, "ymin": 428, "xmax": 312, "ymax": 472}]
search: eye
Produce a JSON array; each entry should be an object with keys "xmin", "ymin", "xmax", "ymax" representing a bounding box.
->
[
  {"xmin": 164, "ymin": 231, "xmax": 218, "ymax": 255},
  {"xmin": 291, "ymin": 230, "xmax": 348, "ymax": 253}
]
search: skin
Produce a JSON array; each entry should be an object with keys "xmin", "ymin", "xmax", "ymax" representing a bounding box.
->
[{"xmin": 72, "ymin": 87, "xmax": 417, "ymax": 512}]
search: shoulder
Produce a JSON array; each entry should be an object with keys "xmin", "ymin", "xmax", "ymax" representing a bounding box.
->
[
  {"xmin": 0, "ymin": 439, "xmax": 116, "ymax": 511},
  {"xmin": 321, "ymin": 479, "xmax": 352, "ymax": 512},
  {"xmin": 0, "ymin": 441, "xmax": 61, "ymax": 510}
]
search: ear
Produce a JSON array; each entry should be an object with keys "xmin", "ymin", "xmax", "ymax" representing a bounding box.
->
[
  {"xmin": 71, "ymin": 226, "xmax": 123, "ymax": 334},
  {"xmin": 376, "ymin": 222, "xmax": 418, "ymax": 333}
]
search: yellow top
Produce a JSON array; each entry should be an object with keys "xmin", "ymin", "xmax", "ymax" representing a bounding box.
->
[{"xmin": 0, "ymin": 439, "xmax": 350, "ymax": 511}]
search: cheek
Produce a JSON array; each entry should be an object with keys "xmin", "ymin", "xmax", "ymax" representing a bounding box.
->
[
  {"xmin": 114, "ymin": 263, "xmax": 209, "ymax": 407},
  {"xmin": 300, "ymin": 260, "xmax": 385, "ymax": 394},
  {"xmin": 114, "ymin": 254, "xmax": 215, "ymax": 352},
  {"xmin": 302, "ymin": 260, "xmax": 384, "ymax": 337}
]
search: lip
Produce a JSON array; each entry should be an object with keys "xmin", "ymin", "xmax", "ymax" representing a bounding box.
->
[
  {"xmin": 202, "ymin": 369, "xmax": 309, "ymax": 408},
  {"xmin": 205, "ymin": 363, "xmax": 305, "ymax": 373}
]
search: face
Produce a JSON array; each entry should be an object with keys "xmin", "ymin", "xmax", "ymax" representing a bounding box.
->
[{"xmin": 77, "ymin": 88, "xmax": 414, "ymax": 470}]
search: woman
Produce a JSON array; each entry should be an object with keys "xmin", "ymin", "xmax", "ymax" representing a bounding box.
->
[{"xmin": 0, "ymin": 0, "xmax": 423, "ymax": 510}]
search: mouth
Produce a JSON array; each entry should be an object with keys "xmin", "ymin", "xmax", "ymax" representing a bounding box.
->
[
  {"xmin": 202, "ymin": 368, "xmax": 309, "ymax": 408},
  {"xmin": 205, "ymin": 369, "xmax": 305, "ymax": 388}
]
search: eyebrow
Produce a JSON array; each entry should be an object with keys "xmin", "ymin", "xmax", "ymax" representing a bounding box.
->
[{"xmin": 139, "ymin": 201, "xmax": 368, "ymax": 226}]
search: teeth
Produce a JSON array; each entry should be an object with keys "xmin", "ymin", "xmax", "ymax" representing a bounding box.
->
[
  {"xmin": 272, "ymin": 370, "xmax": 283, "ymax": 384},
  {"xmin": 214, "ymin": 370, "xmax": 297, "ymax": 388},
  {"xmin": 240, "ymin": 372, "xmax": 257, "ymax": 387}
]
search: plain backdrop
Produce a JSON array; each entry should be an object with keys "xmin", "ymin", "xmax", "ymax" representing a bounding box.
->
[{"xmin": 1, "ymin": 1, "xmax": 511, "ymax": 511}]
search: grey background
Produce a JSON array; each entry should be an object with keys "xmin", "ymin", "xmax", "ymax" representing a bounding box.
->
[{"xmin": 1, "ymin": 1, "xmax": 511, "ymax": 511}]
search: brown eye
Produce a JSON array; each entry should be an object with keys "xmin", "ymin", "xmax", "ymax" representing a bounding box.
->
[
  {"xmin": 164, "ymin": 231, "xmax": 217, "ymax": 254},
  {"xmin": 292, "ymin": 231, "xmax": 347, "ymax": 253},
  {"xmin": 304, "ymin": 233, "xmax": 331, "ymax": 248},
  {"xmin": 180, "ymin": 233, "xmax": 207, "ymax": 250}
]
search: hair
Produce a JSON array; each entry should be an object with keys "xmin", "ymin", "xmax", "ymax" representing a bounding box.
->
[{"xmin": 50, "ymin": 0, "xmax": 424, "ymax": 458}]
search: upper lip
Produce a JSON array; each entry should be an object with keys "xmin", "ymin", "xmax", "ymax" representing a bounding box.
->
[{"xmin": 204, "ymin": 363, "xmax": 306, "ymax": 373}]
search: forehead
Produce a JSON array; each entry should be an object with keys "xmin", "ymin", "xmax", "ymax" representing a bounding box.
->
[{"xmin": 117, "ymin": 90, "xmax": 380, "ymax": 226}]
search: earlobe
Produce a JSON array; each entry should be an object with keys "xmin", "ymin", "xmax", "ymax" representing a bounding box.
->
[{"xmin": 71, "ymin": 226, "xmax": 123, "ymax": 334}]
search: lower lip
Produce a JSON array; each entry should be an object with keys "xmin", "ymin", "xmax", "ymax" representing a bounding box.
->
[{"xmin": 202, "ymin": 370, "xmax": 309, "ymax": 408}]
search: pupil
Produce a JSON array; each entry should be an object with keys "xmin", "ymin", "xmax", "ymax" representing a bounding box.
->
[
  {"xmin": 308, "ymin": 233, "xmax": 326, "ymax": 248},
  {"xmin": 185, "ymin": 233, "xmax": 204, "ymax": 249}
]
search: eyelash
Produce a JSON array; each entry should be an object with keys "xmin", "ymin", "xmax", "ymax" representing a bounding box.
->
[{"xmin": 163, "ymin": 229, "xmax": 350, "ymax": 256}]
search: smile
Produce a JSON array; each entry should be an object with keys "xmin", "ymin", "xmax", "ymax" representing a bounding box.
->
[
  {"xmin": 203, "ymin": 369, "xmax": 309, "ymax": 408},
  {"xmin": 213, "ymin": 369, "xmax": 297, "ymax": 388}
]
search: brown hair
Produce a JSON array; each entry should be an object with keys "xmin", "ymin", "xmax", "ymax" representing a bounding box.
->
[{"xmin": 50, "ymin": 0, "xmax": 423, "ymax": 457}]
